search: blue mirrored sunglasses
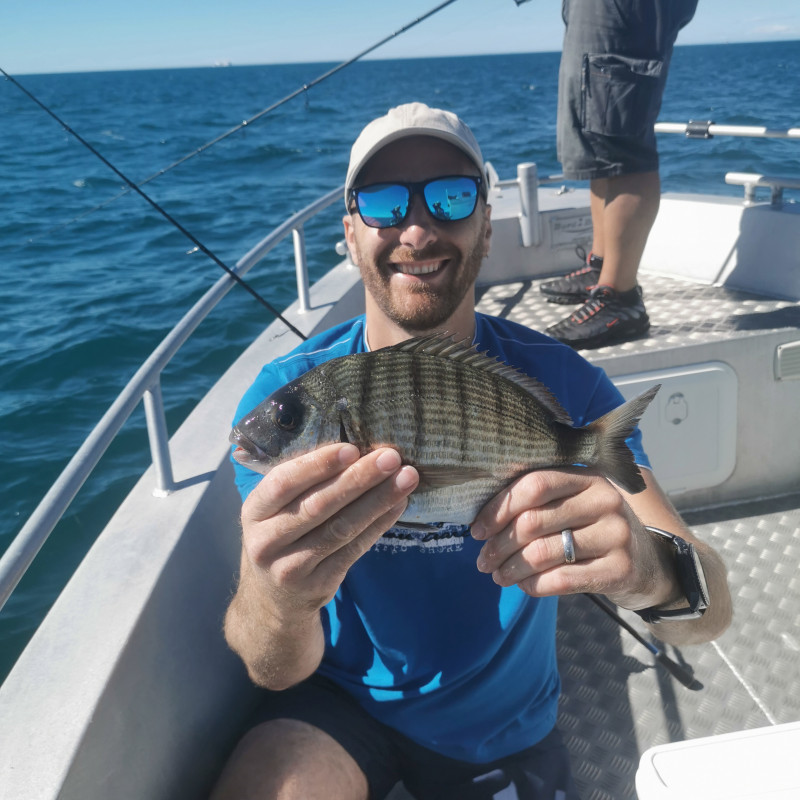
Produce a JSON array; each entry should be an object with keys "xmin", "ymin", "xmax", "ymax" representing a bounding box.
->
[{"xmin": 349, "ymin": 175, "xmax": 484, "ymax": 229}]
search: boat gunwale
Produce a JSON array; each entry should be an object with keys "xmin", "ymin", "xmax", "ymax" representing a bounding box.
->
[{"xmin": 0, "ymin": 185, "xmax": 344, "ymax": 614}]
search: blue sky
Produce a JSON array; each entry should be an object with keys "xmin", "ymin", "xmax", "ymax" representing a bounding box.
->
[{"xmin": 3, "ymin": 0, "xmax": 799, "ymax": 75}]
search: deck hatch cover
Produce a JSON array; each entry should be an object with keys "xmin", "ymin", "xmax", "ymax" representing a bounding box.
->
[{"xmin": 775, "ymin": 340, "xmax": 800, "ymax": 380}]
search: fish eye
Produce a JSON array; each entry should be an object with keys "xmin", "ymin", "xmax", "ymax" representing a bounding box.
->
[{"xmin": 271, "ymin": 398, "xmax": 302, "ymax": 431}]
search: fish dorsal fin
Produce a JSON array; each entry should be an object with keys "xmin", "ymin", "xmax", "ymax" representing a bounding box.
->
[{"xmin": 389, "ymin": 334, "xmax": 573, "ymax": 425}]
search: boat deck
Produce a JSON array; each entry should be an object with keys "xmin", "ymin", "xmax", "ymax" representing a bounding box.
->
[
  {"xmin": 556, "ymin": 494, "xmax": 800, "ymax": 799},
  {"xmin": 476, "ymin": 271, "xmax": 800, "ymax": 357},
  {"xmin": 473, "ymin": 273, "xmax": 800, "ymax": 799}
]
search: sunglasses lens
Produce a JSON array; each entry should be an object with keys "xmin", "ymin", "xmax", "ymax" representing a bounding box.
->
[
  {"xmin": 423, "ymin": 177, "xmax": 480, "ymax": 222},
  {"xmin": 353, "ymin": 176, "xmax": 481, "ymax": 228},
  {"xmin": 356, "ymin": 183, "xmax": 410, "ymax": 228}
]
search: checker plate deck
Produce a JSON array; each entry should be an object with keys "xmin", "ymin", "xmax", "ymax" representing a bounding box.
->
[
  {"xmin": 476, "ymin": 271, "xmax": 800, "ymax": 352},
  {"xmin": 557, "ymin": 494, "xmax": 800, "ymax": 799},
  {"xmin": 475, "ymin": 273, "xmax": 800, "ymax": 799}
]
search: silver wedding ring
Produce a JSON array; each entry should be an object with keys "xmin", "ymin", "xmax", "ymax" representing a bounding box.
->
[{"xmin": 561, "ymin": 528, "xmax": 576, "ymax": 564}]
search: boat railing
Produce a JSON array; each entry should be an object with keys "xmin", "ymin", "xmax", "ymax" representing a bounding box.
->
[
  {"xmin": 4, "ymin": 118, "xmax": 799, "ymax": 613},
  {"xmin": 725, "ymin": 172, "xmax": 800, "ymax": 206},
  {"xmin": 0, "ymin": 184, "xmax": 344, "ymax": 613},
  {"xmin": 654, "ymin": 121, "xmax": 800, "ymax": 140},
  {"xmin": 655, "ymin": 121, "xmax": 800, "ymax": 205},
  {"xmin": 493, "ymin": 123, "xmax": 800, "ymax": 221}
]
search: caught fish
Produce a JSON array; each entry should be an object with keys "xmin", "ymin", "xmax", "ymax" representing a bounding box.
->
[{"xmin": 230, "ymin": 335, "xmax": 659, "ymax": 526}]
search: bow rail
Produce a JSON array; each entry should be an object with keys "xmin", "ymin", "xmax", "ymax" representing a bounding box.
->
[
  {"xmin": 0, "ymin": 186, "xmax": 343, "ymax": 613},
  {"xmin": 655, "ymin": 121, "xmax": 800, "ymax": 140}
]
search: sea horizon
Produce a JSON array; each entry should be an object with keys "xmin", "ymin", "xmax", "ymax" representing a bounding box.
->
[{"xmin": 9, "ymin": 37, "xmax": 799, "ymax": 77}]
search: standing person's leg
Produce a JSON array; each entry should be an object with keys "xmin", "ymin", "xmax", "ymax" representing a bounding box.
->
[
  {"xmin": 588, "ymin": 177, "xmax": 608, "ymax": 263},
  {"xmin": 592, "ymin": 170, "xmax": 661, "ymax": 293},
  {"xmin": 545, "ymin": 170, "xmax": 655, "ymax": 348},
  {"xmin": 541, "ymin": 0, "xmax": 697, "ymax": 348}
]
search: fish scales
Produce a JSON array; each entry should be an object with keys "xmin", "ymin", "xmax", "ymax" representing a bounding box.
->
[
  {"xmin": 314, "ymin": 351, "xmax": 537, "ymax": 523},
  {"xmin": 329, "ymin": 351, "xmax": 541, "ymax": 470},
  {"xmin": 230, "ymin": 334, "xmax": 660, "ymax": 527}
]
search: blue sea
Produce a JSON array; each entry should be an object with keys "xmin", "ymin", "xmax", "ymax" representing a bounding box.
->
[{"xmin": 1, "ymin": 41, "xmax": 799, "ymax": 681}]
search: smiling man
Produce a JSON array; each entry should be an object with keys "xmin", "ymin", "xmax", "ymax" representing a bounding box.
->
[
  {"xmin": 343, "ymin": 127, "xmax": 490, "ymax": 346},
  {"xmin": 212, "ymin": 103, "xmax": 731, "ymax": 800}
]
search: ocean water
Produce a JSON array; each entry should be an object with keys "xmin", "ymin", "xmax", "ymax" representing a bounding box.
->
[{"xmin": 1, "ymin": 42, "xmax": 799, "ymax": 681}]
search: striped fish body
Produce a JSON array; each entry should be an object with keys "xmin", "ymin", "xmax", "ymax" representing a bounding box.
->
[{"xmin": 230, "ymin": 335, "xmax": 659, "ymax": 526}]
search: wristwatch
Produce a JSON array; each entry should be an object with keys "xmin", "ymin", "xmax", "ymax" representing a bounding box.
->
[{"xmin": 635, "ymin": 526, "xmax": 710, "ymax": 623}]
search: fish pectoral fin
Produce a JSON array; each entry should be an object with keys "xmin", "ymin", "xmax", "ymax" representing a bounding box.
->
[
  {"xmin": 336, "ymin": 402, "xmax": 357, "ymax": 445},
  {"xmin": 415, "ymin": 465, "xmax": 495, "ymax": 492}
]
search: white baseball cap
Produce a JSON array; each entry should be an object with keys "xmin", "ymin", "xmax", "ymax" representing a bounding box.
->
[{"xmin": 344, "ymin": 102, "xmax": 484, "ymax": 205}]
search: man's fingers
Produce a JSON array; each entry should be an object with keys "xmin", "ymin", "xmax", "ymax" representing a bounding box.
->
[
  {"xmin": 476, "ymin": 496, "xmax": 614, "ymax": 574},
  {"xmin": 244, "ymin": 443, "xmax": 361, "ymax": 521},
  {"xmin": 471, "ymin": 468, "xmax": 594, "ymax": 541},
  {"xmin": 312, "ymin": 498, "xmax": 412, "ymax": 583},
  {"xmin": 245, "ymin": 446, "xmax": 410, "ymax": 543},
  {"xmin": 244, "ymin": 445, "xmax": 419, "ymax": 588},
  {"xmin": 299, "ymin": 464, "xmax": 418, "ymax": 560},
  {"xmin": 254, "ymin": 466, "xmax": 417, "ymax": 606},
  {"xmin": 473, "ymin": 468, "xmax": 636, "ymax": 600}
]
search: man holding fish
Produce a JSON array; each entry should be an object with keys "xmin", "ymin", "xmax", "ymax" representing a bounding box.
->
[{"xmin": 213, "ymin": 103, "xmax": 731, "ymax": 800}]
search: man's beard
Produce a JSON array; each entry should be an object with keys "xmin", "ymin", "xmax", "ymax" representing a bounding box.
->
[{"xmin": 354, "ymin": 223, "xmax": 487, "ymax": 334}]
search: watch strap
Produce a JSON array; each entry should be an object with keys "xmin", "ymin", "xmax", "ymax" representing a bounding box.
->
[{"xmin": 634, "ymin": 526, "xmax": 709, "ymax": 623}]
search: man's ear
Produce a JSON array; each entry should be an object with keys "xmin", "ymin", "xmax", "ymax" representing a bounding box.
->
[
  {"xmin": 343, "ymin": 213, "xmax": 358, "ymax": 264},
  {"xmin": 482, "ymin": 204, "xmax": 493, "ymax": 259}
]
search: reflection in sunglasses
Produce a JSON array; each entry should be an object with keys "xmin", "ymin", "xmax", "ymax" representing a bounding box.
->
[{"xmin": 350, "ymin": 175, "xmax": 483, "ymax": 229}]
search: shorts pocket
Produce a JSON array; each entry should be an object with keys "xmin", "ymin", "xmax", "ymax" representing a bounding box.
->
[{"xmin": 581, "ymin": 53, "xmax": 664, "ymax": 139}]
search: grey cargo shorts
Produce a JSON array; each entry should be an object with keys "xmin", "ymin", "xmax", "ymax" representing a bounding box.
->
[{"xmin": 557, "ymin": 0, "xmax": 698, "ymax": 180}]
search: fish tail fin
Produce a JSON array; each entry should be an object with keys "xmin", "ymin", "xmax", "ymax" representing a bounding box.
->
[{"xmin": 586, "ymin": 384, "xmax": 661, "ymax": 494}]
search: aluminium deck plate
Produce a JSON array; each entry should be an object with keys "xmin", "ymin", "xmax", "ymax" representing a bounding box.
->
[
  {"xmin": 386, "ymin": 498, "xmax": 800, "ymax": 800},
  {"xmin": 476, "ymin": 272, "xmax": 800, "ymax": 359},
  {"xmin": 474, "ymin": 275, "xmax": 800, "ymax": 799},
  {"xmin": 556, "ymin": 496, "xmax": 800, "ymax": 800}
]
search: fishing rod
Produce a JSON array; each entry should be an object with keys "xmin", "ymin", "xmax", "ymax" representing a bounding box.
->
[
  {"xmin": 14, "ymin": 0, "xmax": 463, "ymax": 244},
  {"xmin": 0, "ymin": 67, "xmax": 309, "ymax": 341},
  {"xmin": 3, "ymin": 0, "xmax": 466, "ymax": 338},
  {"xmin": 584, "ymin": 594, "xmax": 702, "ymax": 690}
]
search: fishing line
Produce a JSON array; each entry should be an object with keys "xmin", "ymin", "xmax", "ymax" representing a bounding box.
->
[
  {"xmin": 1, "ymin": 65, "xmax": 308, "ymax": 340},
  {"xmin": 13, "ymin": 0, "xmax": 463, "ymax": 244},
  {"xmin": 3, "ymin": 0, "xmax": 465, "ymax": 338}
]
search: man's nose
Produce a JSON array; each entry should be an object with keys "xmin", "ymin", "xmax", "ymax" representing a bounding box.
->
[{"xmin": 396, "ymin": 194, "xmax": 437, "ymax": 249}]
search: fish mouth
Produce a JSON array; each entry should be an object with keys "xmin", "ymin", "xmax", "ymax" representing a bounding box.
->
[{"xmin": 229, "ymin": 426, "xmax": 267, "ymax": 462}]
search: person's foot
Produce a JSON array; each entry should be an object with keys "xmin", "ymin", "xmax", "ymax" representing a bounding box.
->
[
  {"xmin": 545, "ymin": 285, "xmax": 650, "ymax": 349},
  {"xmin": 539, "ymin": 254, "xmax": 603, "ymax": 304}
]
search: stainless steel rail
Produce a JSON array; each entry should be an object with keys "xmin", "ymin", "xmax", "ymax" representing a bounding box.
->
[
  {"xmin": 655, "ymin": 121, "xmax": 800, "ymax": 140},
  {"xmin": 725, "ymin": 172, "xmax": 800, "ymax": 205},
  {"xmin": 0, "ymin": 185, "xmax": 343, "ymax": 612}
]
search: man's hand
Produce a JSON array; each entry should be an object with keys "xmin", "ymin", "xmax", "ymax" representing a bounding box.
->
[
  {"xmin": 242, "ymin": 443, "xmax": 419, "ymax": 611},
  {"xmin": 471, "ymin": 467, "xmax": 732, "ymax": 646},
  {"xmin": 471, "ymin": 468, "xmax": 666, "ymax": 606},
  {"xmin": 225, "ymin": 443, "xmax": 418, "ymax": 688}
]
